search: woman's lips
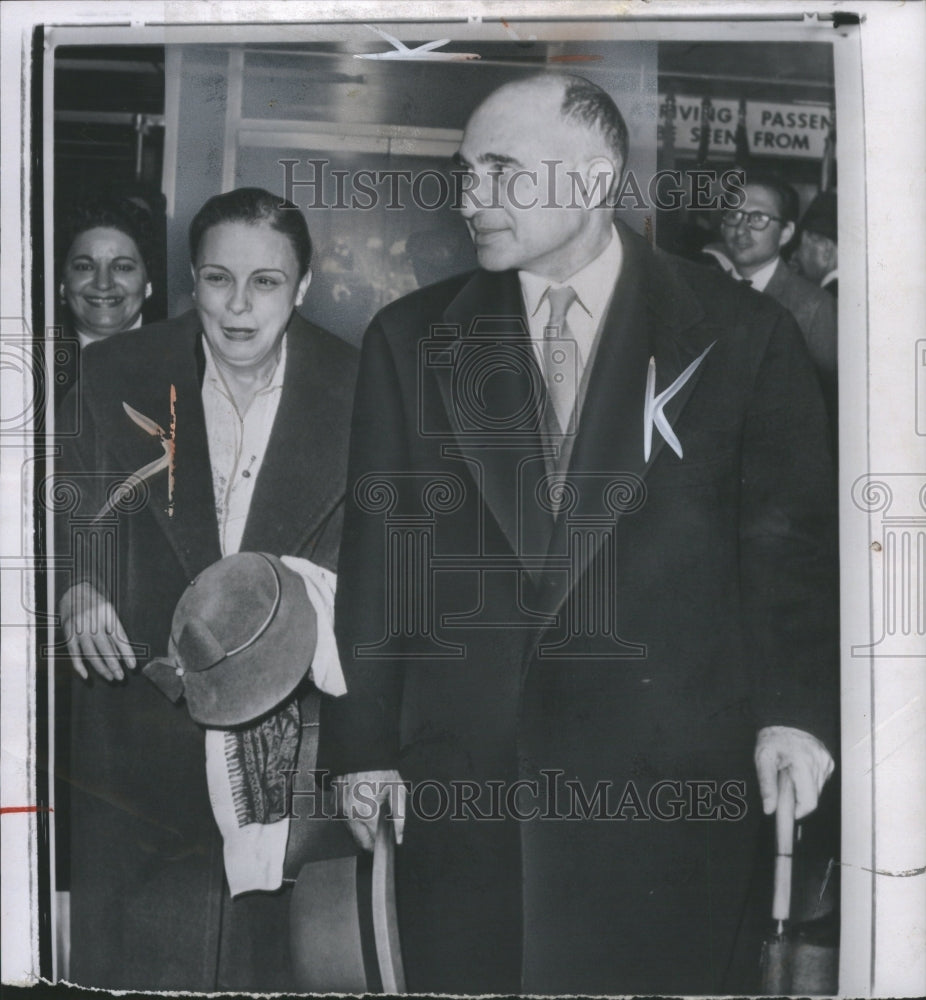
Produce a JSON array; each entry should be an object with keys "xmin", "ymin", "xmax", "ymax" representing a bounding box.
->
[
  {"xmin": 222, "ymin": 326, "xmax": 258, "ymax": 341},
  {"xmin": 83, "ymin": 295, "xmax": 126, "ymax": 307}
]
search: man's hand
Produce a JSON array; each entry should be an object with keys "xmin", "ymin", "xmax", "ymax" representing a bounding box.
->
[
  {"xmin": 333, "ymin": 769, "xmax": 406, "ymax": 852},
  {"xmin": 59, "ymin": 582, "xmax": 136, "ymax": 682},
  {"xmin": 755, "ymin": 725, "xmax": 835, "ymax": 820}
]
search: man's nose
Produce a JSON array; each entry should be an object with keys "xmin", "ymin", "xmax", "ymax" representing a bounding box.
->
[
  {"xmin": 458, "ymin": 186, "xmax": 480, "ymax": 220},
  {"xmin": 457, "ymin": 171, "xmax": 498, "ymax": 219}
]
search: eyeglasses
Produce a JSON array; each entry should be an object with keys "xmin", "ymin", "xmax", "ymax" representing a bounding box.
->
[{"xmin": 720, "ymin": 209, "xmax": 785, "ymax": 232}]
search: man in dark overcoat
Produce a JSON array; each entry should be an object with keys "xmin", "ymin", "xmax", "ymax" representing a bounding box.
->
[{"xmin": 319, "ymin": 74, "xmax": 838, "ymax": 995}]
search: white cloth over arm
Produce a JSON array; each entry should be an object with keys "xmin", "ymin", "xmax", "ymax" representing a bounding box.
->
[
  {"xmin": 199, "ymin": 335, "xmax": 347, "ymax": 895},
  {"xmin": 205, "ymin": 557, "xmax": 346, "ymax": 895}
]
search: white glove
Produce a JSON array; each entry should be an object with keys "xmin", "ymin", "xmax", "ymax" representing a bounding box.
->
[{"xmin": 755, "ymin": 725, "xmax": 835, "ymax": 820}]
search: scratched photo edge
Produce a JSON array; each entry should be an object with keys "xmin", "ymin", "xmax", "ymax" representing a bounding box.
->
[{"xmin": 0, "ymin": 2, "xmax": 923, "ymax": 998}]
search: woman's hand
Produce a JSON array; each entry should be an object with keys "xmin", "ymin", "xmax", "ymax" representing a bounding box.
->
[{"xmin": 59, "ymin": 582, "xmax": 136, "ymax": 682}]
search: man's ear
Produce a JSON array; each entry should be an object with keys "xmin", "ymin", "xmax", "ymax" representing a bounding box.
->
[
  {"xmin": 778, "ymin": 221, "xmax": 796, "ymax": 249},
  {"xmin": 582, "ymin": 156, "xmax": 619, "ymax": 207},
  {"xmin": 295, "ymin": 269, "xmax": 312, "ymax": 307}
]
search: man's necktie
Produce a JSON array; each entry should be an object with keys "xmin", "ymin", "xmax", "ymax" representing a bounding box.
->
[{"xmin": 542, "ymin": 285, "xmax": 578, "ymax": 433}]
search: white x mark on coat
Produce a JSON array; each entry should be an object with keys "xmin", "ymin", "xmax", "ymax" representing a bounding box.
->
[{"xmin": 643, "ymin": 343, "xmax": 715, "ymax": 462}]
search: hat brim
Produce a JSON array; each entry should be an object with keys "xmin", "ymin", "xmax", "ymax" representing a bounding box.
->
[{"xmin": 184, "ymin": 554, "xmax": 318, "ymax": 727}]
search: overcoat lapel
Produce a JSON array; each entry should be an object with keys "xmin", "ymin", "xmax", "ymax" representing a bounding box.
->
[
  {"xmin": 536, "ymin": 225, "xmax": 716, "ymax": 618},
  {"xmin": 429, "ymin": 228, "xmax": 719, "ymax": 611},
  {"xmin": 241, "ymin": 316, "xmax": 351, "ymax": 556},
  {"xmin": 106, "ymin": 315, "xmax": 222, "ymax": 581},
  {"xmin": 762, "ymin": 258, "xmax": 788, "ymax": 302},
  {"xmin": 438, "ymin": 271, "xmax": 555, "ymax": 569},
  {"xmin": 105, "ymin": 314, "xmax": 350, "ymax": 579}
]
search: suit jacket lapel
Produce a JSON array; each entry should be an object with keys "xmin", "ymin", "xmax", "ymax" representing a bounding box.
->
[
  {"xmin": 763, "ymin": 258, "xmax": 788, "ymax": 302},
  {"xmin": 107, "ymin": 316, "xmax": 222, "ymax": 581},
  {"xmin": 438, "ymin": 270, "xmax": 555, "ymax": 571},
  {"xmin": 240, "ymin": 316, "xmax": 352, "ymax": 557},
  {"xmin": 537, "ymin": 224, "xmax": 715, "ymax": 617}
]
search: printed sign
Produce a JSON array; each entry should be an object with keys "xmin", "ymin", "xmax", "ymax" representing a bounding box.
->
[{"xmin": 659, "ymin": 95, "xmax": 833, "ymax": 159}]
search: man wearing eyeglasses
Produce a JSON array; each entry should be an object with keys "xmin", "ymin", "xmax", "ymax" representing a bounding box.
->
[{"xmin": 720, "ymin": 179, "xmax": 837, "ymax": 429}]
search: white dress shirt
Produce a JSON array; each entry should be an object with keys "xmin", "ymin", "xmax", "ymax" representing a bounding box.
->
[
  {"xmin": 518, "ymin": 225, "xmax": 623, "ymax": 383},
  {"xmin": 733, "ymin": 253, "xmax": 780, "ymax": 292},
  {"xmin": 201, "ymin": 335, "xmax": 287, "ymax": 556},
  {"xmin": 199, "ymin": 333, "xmax": 346, "ymax": 896}
]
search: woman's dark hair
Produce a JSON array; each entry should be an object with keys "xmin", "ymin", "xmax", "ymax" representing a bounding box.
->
[
  {"xmin": 57, "ymin": 196, "xmax": 155, "ymax": 278},
  {"xmin": 188, "ymin": 188, "xmax": 312, "ymax": 277}
]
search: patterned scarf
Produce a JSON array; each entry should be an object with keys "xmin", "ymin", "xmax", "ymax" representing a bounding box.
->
[{"xmin": 224, "ymin": 698, "xmax": 301, "ymax": 825}]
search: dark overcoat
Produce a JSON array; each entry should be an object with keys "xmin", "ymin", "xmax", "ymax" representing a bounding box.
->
[
  {"xmin": 319, "ymin": 224, "xmax": 838, "ymax": 995},
  {"xmin": 764, "ymin": 257, "xmax": 838, "ymax": 431},
  {"xmin": 56, "ymin": 310, "xmax": 357, "ymax": 991}
]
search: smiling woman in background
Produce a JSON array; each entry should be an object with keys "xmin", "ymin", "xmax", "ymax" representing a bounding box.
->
[
  {"xmin": 55, "ymin": 197, "xmax": 160, "ymax": 407},
  {"xmin": 55, "ymin": 187, "xmax": 357, "ymax": 992},
  {"xmin": 61, "ymin": 208, "xmax": 150, "ymax": 340}
]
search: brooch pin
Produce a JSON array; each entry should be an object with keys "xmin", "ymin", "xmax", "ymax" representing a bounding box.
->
[
  {"xmin": 93, "ymin": 389, "xmax": 177, "ymax": 522},
  {"xmin": 643, "ymin": 343, "xmax": 715, "ymax": 462}
]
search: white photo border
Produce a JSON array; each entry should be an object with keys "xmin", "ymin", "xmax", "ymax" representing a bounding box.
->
[{"xmin": 1, "ymin": 3, "xmax": 924, "ymax": 996}]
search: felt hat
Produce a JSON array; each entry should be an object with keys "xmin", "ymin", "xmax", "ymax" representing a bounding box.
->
[
  {"xmin": 800, "ymin": 190, "xmax": 838, "ymax": 243},
  {"xmin": 143, "ymin": 551, "xmax": 317, "ymax": 726}
]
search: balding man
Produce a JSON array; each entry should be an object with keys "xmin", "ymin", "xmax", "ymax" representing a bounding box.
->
[{"xmin": 320, "ymin": 74, "xmax": 838, "ymax": 994}]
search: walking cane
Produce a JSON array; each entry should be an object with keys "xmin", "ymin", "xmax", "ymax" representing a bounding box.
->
[
  {"xmin": 760, "ymin": 769, "xmax": 838, "ymax": 995},
  {"xmin": 761, "ymin": 769, "xmax": 796, "ymax": 994}
]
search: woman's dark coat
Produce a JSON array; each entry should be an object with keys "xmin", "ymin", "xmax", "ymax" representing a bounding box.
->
[{"xmin": 56, "ymin": 309, "xmax": 357, "ymax": 991}]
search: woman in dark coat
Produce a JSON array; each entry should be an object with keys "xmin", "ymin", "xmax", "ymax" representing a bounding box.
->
[{"xmin": 55, "ymin": 188, "xmax": 357, "ymax": 991}]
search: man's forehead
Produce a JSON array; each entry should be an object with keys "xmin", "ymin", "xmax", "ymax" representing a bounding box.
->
[
  {"xmin": 460, "ymin": 87, "xmax": 580, "ymax": 160},
  {"xmin": 802, "ymin": 229, "xmax": 834, "ymax": 246},
  {"xmin": 742, "ymin": 184, "xmax": 780, "ymax": 209}
]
